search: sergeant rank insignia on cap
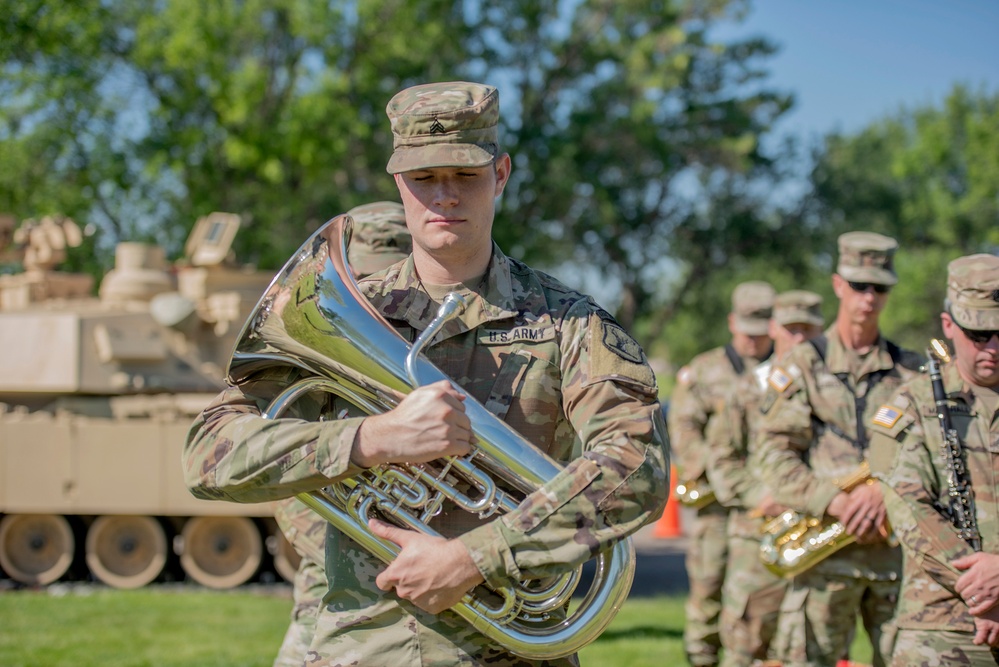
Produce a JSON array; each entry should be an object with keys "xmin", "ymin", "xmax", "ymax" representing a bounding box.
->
[{"xmin": 872, "ymin": 404, "xmax": 903, "ymax": 428}]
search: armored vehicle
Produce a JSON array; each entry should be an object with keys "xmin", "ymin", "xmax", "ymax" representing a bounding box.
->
[{"xmin": 0, "ymin": 213, "xmax": 300, "ymax": 589}]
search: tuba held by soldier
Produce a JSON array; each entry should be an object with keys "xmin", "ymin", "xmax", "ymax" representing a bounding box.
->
[
  {"xmin": 758, "ymin": 461, "xmax": 894, "ymax": 577},
  {"xmin": 227, "ymin": 214, "xmax": 639, "ymax": 660}
]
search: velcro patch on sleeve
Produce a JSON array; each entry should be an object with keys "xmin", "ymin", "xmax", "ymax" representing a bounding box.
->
[
  {"xmin": 601, "ymin": 321, "xmax": 646, "ymax": 364},
  {"xmin": 872, "ymin": 404, "xmax": 903, "ymax": 429},
  {"xmin": 768, "ymin": 366, "xmax": 793, "ymax": 393}
]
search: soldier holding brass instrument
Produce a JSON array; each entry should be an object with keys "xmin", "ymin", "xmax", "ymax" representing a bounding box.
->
[
  {"xmin": 869, "ymin": 253, "xmax": 999, "ymax": 666},
  {"xmin": 706, "ymin": 289, "xmax": 824, "ymax": 667},
  {"xmin": 755, "ymin": 232, "xmax": 923, "ymax": 667},
  {"xmin": 668, "ymin": 280, "xmax": 775, "ymax": 667},
  {"xmin": 183, "ymin": 81, "xmax": 669, "ymax": 666}
]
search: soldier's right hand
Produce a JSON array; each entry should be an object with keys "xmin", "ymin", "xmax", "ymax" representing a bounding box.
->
[
  {"xmin": 350, "ymin": 380, "xmax": 474, "ymax": 467},
  {"xmin": 828, "ymin": 484, "xmax": 886, "ymax": 543}
]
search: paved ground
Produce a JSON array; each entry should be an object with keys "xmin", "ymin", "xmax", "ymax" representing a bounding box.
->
[
  {"xmin": 631, "ymin": 522, "xmax": 689, "ymax": 597},
  {"xmin": 572, "ymin": 521, "xmax": 690, "ymax": 599}
]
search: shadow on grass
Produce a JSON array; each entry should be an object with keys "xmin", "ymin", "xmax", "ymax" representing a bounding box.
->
[{"xmin": 594, "ymin": 625, "xmax": 684, "ymax": 642}]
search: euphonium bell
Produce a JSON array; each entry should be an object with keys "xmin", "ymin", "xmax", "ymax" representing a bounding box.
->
[{"xmin": 227, "ymin": 214, "xmax": 638, "ymax": 660}]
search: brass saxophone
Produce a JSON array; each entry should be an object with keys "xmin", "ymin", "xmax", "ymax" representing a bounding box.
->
[
  {"xmin": 758, "ymin": 462, "xmax": 892, "ymax": 577},
  {"xmin": 228, "ymin": 214, "xmax": 641, "ymax": 660},
  {"xmin": 675, "ymin": 478, "xmax": 716, "ymax": 509}
]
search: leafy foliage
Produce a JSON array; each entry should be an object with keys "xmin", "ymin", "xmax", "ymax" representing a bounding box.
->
[{"xmin": 0, "ymin": 0, "xmax": 792, "ymax": 349}]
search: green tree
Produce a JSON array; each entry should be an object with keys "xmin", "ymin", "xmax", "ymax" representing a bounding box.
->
[
  {"xmin": 804, "ymin": 84, "xmax": 999, "ymax": 350},
  {"xmin": 1, "ymin": 0, "xmax": 794, "ymax": 357}
]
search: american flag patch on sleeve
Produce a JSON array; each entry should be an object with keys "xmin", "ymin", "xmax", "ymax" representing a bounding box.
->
[
  {"xmin": 872, "ymin": 404, "xmax": 903, "ymax": 428},
  {"xmin": 768, "ymin": 367, "xmax": 793, "ymax": 392}
]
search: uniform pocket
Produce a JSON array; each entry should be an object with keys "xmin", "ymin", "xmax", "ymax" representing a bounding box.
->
[{"xmin": 482, "ymin": 349, "xmax": 531, "ymax": 421}]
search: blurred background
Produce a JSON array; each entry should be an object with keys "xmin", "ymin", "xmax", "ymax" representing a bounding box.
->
[
  {"xmin": 2, "ymin": 0, "xmax": 997, "ymax": 384},
  {"xmin": 0, "ymin": 4, "xmax": 996, "ymax": 663}
]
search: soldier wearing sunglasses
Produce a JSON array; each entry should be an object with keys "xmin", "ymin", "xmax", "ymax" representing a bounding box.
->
[
  {"xmin": 755, "ymin": 231, "xmax": 924, "ymax": 667},
  {"xmin": 869, "ymin": 253, "xmax": 999, "ymax": 664}
]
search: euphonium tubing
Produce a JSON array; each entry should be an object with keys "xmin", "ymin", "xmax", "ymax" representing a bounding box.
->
[{"xmin": 228, "ymin": 214, "xmax": 636, "ymax": 659}]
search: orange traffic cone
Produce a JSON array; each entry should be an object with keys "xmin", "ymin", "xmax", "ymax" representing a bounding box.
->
[{"xmin": 653, "ymin": 467, "xmax": 682, "ymax": 538}]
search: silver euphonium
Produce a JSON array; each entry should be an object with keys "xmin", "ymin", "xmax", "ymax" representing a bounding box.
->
[{"xmin": 227, "ymin": 214, "xmax": 636, "ymax": 660}]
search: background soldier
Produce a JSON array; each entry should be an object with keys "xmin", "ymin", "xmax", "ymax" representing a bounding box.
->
[
  {"xmin": 668, "ymin": 280, "xmax": 775, "ymax": 667},
  {"xmin": 869, "ymin": 253, "xmax": 999, "ymax": 665},
  {"xmin": 272, "ymin": 200, "xmax": 411, "ymax": 667},
  {"xmin": 707, "ymin": 289, "xmax": 824, "ymax": 667},
  {"xmin": 755, "ymin": 231, "xmax": 923, "ymax": 667},
  {"xmin": 183, "ymin": 80, "xmax": 669, "ymax": 666}
]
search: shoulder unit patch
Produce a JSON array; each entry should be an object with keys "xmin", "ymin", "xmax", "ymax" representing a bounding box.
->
[{"xmin": 601, "ymin": 321, "xmax": 645, "ymax": 364}]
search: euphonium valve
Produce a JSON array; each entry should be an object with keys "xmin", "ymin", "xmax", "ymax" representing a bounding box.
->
[{"xmin": 228, "ymin": 214, "xmax": 637, "ymax": 660}]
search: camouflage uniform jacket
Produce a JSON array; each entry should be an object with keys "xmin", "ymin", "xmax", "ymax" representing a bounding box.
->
[
  {"xmin": 706, "ymin": 360, "xmax": 775, "ymax": 537},
  {"xmin": 869, "ymin": 362, "xmax": 999, "ymax": 631},
  {"xmin": 668, "ymin": 344, "xmax": 763, "ymax": 494},
  {"xmin": 183, "ymin": 243, "xmax": 669, "ymax": 664},
  {"xmin": 754, "ymin": 326, "xmax": 923, "ymax": 577}
]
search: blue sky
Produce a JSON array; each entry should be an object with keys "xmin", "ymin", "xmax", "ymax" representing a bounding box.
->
[{"xmin": 727, "ymin": 0, "xmax": 999, "ymax": 144}]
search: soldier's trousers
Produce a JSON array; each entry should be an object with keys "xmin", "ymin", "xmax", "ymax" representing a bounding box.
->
[
  {"xmin": 770, "ymin": 569, "xmax": 898, "ymax": 667},
  {"xmin": 684, "ymin": 503, "xmax": 729, "ymax": 666},
  {"xmin": 273, "ymin": 555, "xmax": 328, "ymax": 667},
  {"xmin": 719, "ymin": 534, "xmax": 787, "ymax": 667},
  {"xmin": 890, "ymin": 629, "xmax": 999, "ymax": 666}
]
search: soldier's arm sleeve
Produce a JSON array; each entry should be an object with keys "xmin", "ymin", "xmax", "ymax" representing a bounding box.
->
[
  {"xmin": 457, "ymin": 302, "xmax": 669, "ymax": 589},
  {"xmin": 755, "ymin": 367, "xmax": 841, "ymax": 517},
  {"xmin": 870, "ymin": 395, "xmax": 975, "ymax": 591},
  {"xmin": 704, "ymin": 394, "xmax": 756, "ymax": 509},
  {"xmin": 666, "ymin": 364, "xmax": 708, "ymax": 481},
  {"xmin": 182, "ymin": 367, "xmax": 365, "ymax": 504}
]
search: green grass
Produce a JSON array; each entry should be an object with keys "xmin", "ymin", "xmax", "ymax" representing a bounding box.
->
[{"xmin": 0, "ymin": 587, "xmax": 872, "ymax": 666}]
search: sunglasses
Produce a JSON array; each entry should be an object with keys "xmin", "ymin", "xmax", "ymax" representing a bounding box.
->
[
  {"xmin": 847, "ymin": 281, "xmax": 891, "ymax": 295},
  {"xmin": 957, "ymin": 324, "xmax": 999, "ymax": 345}
]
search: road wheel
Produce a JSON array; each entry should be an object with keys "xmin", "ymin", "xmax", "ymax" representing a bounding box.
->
[
  {"xmin": 179, "ymin": 516, "xmax": 262, "ymax": 588},
  {"xmin": 85, "ymin": 515, "xmax": 168, "ymax": 589},
  {"xmin": 0, "ymin": 514, "xmax": 75, "ymax": 585}
]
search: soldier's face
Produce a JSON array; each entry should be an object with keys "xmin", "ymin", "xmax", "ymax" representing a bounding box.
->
[
  {"xmin": 941, "ymin": 312, "xmax": 999, "ymax": 387},
  {"xmin": 770, "ymin": 320, "xmax": 822, "ymax": 359},
  {"xmin": 729, "ymin": 323, "xmax": 772, "ymax": 360},
  {"xmin": 833, "ymin": 274, "xmax": 889, "ymax": 326},
  {"xmin": 394, "ymin": 155, "xmax": 511, "ymax": 266}
]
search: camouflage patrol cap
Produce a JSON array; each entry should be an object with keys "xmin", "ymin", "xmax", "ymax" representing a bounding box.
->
[
  {"xmin": 773, "ymin": 289, "xmax": 824, "ymax": 327},
  {"xmin": 946, "ymin": 253, "xmax": 999, "ymax": 330},
  {"xmin": 345, "ymin": 201, "xmax": 412, "ymax": 278},
  {"xmin": 836, "ymin": 231, "xmax": 898, "ymax": 285},
  {"xmin": 385, "ymin": 81, "xmax": 500, "ymax": 174},
  {"xmin": 731, "ymin": 281, "xmax": 776, "ymax": 335}
]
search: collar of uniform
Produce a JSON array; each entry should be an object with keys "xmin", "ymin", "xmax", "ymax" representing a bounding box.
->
[
  {"xmin": 823, "ymin": 326, "xmax": 896, "ymax": 376},
  {"xmin": 361, "ymin": 242, "xmax": 520, "ymax": 338},
  {"xmin": 942, "ymin": 357, "xmax": 994, "ymax": 412}
]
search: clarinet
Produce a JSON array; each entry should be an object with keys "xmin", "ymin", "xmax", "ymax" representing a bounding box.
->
[{"xmin": 926, "ymin": 339, "xmax": 982, "ymax": 552}]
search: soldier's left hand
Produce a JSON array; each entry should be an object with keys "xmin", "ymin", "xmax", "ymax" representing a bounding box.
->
[
  {"xmin": 953, "ymin": 552, "xmax": 999, "ymax": 615},
  {"xmin": 370, "ymin": 518, "xmax": 485, "ymax": 614},
  {"xmin": 971, "ymin": 608, "xmax": 999, "ymax": 646}
]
